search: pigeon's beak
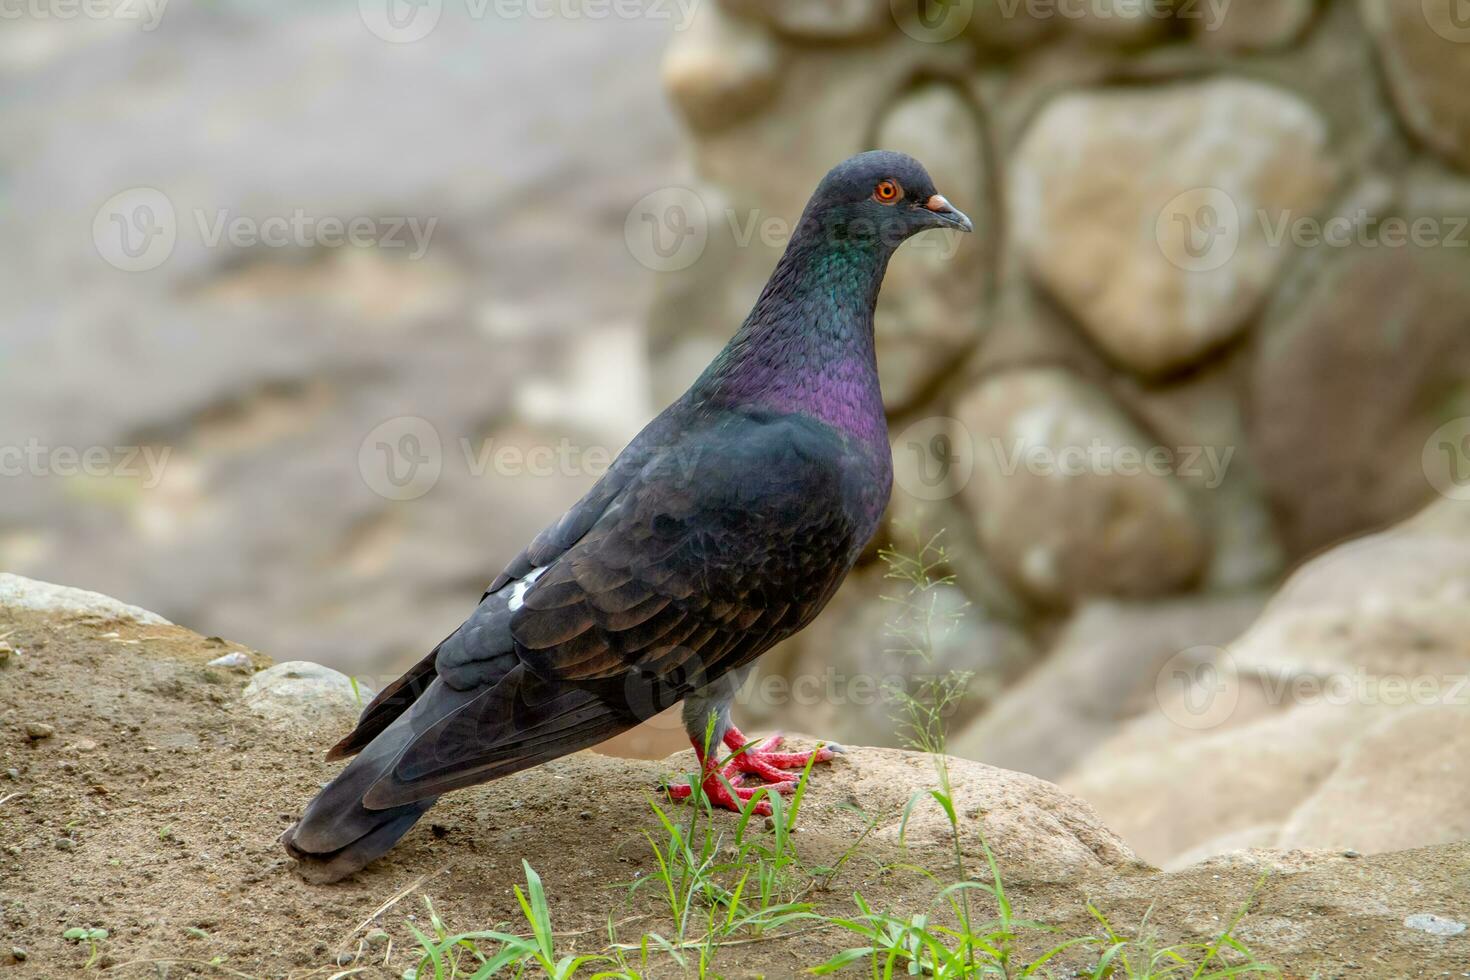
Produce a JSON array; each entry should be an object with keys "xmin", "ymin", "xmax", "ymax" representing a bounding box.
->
[{"xmin": 923, "ymin": 194, "xmax": 973, "ymax": 233}]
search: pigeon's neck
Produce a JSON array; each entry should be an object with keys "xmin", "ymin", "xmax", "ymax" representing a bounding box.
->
[{"xmin": 693, "ymin": 233, "xmax": 890, "ymax": 446}]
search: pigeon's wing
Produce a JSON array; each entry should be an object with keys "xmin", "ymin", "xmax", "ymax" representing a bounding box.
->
[
  {"xmin": 357, "ymin": 412, "xmax": 866, "ymax": 806},
  {"xmin": 511, "ymin": 412, "xmax": 862, "ymax": 695}
]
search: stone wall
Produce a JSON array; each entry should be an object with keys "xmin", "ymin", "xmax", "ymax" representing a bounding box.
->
[{"xmin": 654, "ymin": 0, "xmax": 1470, "ymax": 755}]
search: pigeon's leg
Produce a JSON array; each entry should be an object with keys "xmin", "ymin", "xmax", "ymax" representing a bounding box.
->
[{"xmin": 667, "ymin": 669, "xmax": 833, "ymax": 815}]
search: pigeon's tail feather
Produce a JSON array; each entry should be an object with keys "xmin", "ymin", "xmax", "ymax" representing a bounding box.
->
[
  {"xmin": 326, "ymin": 643, "xmax": 443, "ymax": 761},
  {"xmin": 281, "ymin": 696, "xmax": 452, "ymax": 883}
]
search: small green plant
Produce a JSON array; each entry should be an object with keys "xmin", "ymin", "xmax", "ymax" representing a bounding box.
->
[
  {"xmin": 404, "ymin": 861, "xmax": 618, "ymax": 979},
  {"xmin": 62, "ymin": 926, "xmax": 108, "ymax": 969}
]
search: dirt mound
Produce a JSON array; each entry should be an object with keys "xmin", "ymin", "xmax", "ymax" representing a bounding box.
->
[{"xmin": 2, "ymin": 578, "xmax": 1467, "ymax": 976}]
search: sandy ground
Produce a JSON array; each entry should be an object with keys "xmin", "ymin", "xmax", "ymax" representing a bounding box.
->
[{"xmin": 3, "ymin": 606, "xmax": 1470, "ymax": 978}]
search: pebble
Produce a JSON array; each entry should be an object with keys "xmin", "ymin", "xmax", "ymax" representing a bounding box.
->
[
  {"xmin": 4, "ymin": 769, "xmax": 18, "ymax": 781},
  {"xmin": 207, "ymin": 651, "xmax": 252, "ymax": 671},
  {"xmin": 1343, "ymin": 849, "xmax": 1361, "ymax": 859},
  {"xmin": 336, "ymin": 952, "xmax": 354, "ymax": 966},
  {"xmin": 55, "ymin": 838, "xmax": 76, "ymax": 851},
  {"xmin": 1404, "ymin": 913, "xmax": 1467, "ymax": 937},
  {"xmin": 0, "ymin": 641, "xmax": 12, "ymax": 664},
  {"xmin": 10, "ymin": 948, "xmax": 26, "ymax": 962},
  {"xmin": 24, "ymin": 723, "xmax": 54, "ymax": 741},
  {"xmin": 73, "ymin": 738, "xmax": 99, "ymax": 753}
]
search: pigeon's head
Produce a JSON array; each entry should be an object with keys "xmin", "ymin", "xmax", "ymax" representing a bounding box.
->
[{"xmin": 800, "ymin": 150, "xmax": 973, "ymax": 247}]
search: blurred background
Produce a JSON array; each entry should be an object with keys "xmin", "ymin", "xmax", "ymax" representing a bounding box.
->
[{"xmin": 5, "ymin": 0, "xmax": 1470, "ymax": 867}]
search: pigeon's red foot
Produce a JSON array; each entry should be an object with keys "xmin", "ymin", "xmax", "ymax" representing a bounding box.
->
[{"xmin": 666, "ymin": 727, "xmax": 838, "ymax": 817}]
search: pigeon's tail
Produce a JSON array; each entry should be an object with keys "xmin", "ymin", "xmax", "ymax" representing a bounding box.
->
[{"xmin": 280, "ymin": 712, "xmax": 439, "ymax": 884}]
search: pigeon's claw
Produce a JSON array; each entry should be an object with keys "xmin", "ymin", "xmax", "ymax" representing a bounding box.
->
[
  {"xmin": 723, "ymin": 728, "xmax": 836, "ymax": 782},
  {"xmin": 666, "ymin": 770, "xmax": 794, "ymax": 817}
]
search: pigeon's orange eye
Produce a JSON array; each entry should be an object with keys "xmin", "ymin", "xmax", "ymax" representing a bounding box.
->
[{"xmin": 873, "ymin": 179, "xmax": 901, "ymax": 204}]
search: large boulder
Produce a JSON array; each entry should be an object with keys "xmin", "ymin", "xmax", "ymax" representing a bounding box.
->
[
  {"xmin": 1011, "ymin": 78, "xmax": 1336, "ymax": 375},
  {"xmin": 1063, "ymin": 498, "xmax": 1470, "ymax": 867},
  {"xmin": 1361, "ymin": 0, "xmax": 1470, "ymax": 173},
  {"xmin": 953, "ymin": 368, "xmax": 1209, "ymax": 605}
]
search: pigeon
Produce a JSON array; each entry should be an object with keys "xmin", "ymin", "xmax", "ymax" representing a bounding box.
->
[{"xmin": 283, "ymin": 150, "xmax": 972, "ymax": 883}]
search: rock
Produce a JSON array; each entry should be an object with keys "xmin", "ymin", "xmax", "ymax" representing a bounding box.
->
[
  {"xmin": 721, "ymin": 0, "xmax": 892, "ymax": 41},
  {"xmin": 744, "ymin": 565, "xmax": 1036, "ymax": 747},
  {"xmin": 1361, "ymin": 0, "xmax": 1470, "ymax": 173},
  {"xmin": 207, "ymin": 652, "xmax": 253, "ymax": 672},
  {"xmin": 953, "ymin": 368, "xmax": 1208, "ymax": 605},
  {"xmin": 1277, "ymin": 704, "xmax": 1470, "ymax": 855},
  {"xmin": 950, "ymin": 594, "xmax": 1265, "ymax": 780},
  {"xmin": 1011, "ymin": 78, "xmax": 1336, "ymax": 375},
  {"xmin": 1251, "ymin": 211, "xmax": 1470, "ymax": 557},
  {"xmin": 871, "ymin": 83, "xmax": 989, "ymax": 410},
  {"xmin": 0, "ymin": 642, "xmax": 10, "ymax": 665},
  {"xmin": 55, "ymin": 838, "xmax": 75, "ymax": 851},
  {"xmin": 24, "ymin": 722, "xmax": 55, "ymax": 741},
  {"xmin": 1194, "ymin": 0, "xmax": 1315, "ymax": 50},
  {"xmin": 9, "ymin": 948, "xmax": 25, "ymax": 963},
  {"xmin": 240, "ymin": 662, "xmax": 370, "ymax": 729},
  {"xmin": 662, "ymin": 4, "xmax": 784, "ymax": 132},
  {"xmin": 1403, "ymin": 913, "xmax": 1467, "ymax": 937},
  {"xmin": 0, "ymin": 573, "xmax": 171, "ymax": 626}
]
